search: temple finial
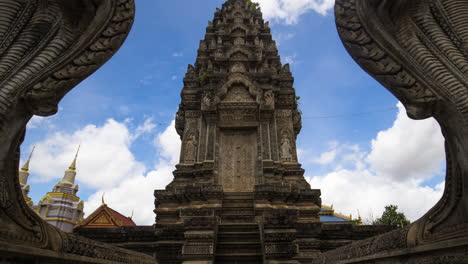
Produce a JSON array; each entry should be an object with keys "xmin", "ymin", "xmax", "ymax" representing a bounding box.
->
[
  {"xmin": 69, "ymin": 145, "xmax": 80, "ymax": 171},
  {"xmin": 21, "ymin": 146, "xmax": 35, "ymax": 172},
  {"xmin": 102, "ymin": 192, "xmax": 106, "ymax": 205}
]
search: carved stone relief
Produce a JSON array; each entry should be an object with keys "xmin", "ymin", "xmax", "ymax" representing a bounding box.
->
[
  {"xmin": 234, "ymin": 37, "xmax": 245, "ymax": 45},
  {"xmin": 224, "ymin": 85, "xmax": 254, "ymax": 102},
  {"xmin": 219, "ymin": 130, "xmax": 257, "ymax": 192},
  {"xmin": 184, "ymin": 131, "xmax": 198, "ymax": 164},
  {"xmin": 219, "ymin": 109, "xmax": 258, "ymax": 127},
  {"xmin": 215, "ymin": 48, "xmax": 223, "ymax": 59},
  {"xmin": 280, "ymin": 130, "xmax": 293, "ymax": 162},
  {"xmin": 202, "ymin": 91, "xmax": 213, "ymax": 110},
  {"xmin": 231, "ymin": 63, "xmax": 246, "ymax": 73},
  {"xmin": 264, "ymin": 90, "xmax": 274, "ymax": 108}
]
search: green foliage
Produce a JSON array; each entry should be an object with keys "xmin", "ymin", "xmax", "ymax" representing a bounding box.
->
[
  {"xmin": 246, "ymin": 0, "xmax": 260, "ymax": 10},
  {"xmin": 295, "ymin": 96, "xmax": 302, "ymax": 114},
  {"xmin": 200, "ymin": 72, "xmax": 208, "ymax": 85},
  {"xmin": 373, "ymin": 205, "xmax": 410, "ymax": 229},
  {"xmin": 349, "ymin": 218, "xmax": 362, "ymax": 225}
]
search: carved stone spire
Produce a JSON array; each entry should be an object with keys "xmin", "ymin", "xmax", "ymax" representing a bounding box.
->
[
  {"xmin": 155, "ymin": 2, "xmax": 317, "ymax": 262},
  {"xmin": 173, "ymin": 0, "xmax": 303, "ymax": 184}
]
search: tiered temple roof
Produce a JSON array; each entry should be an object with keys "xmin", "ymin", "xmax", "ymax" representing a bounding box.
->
[
  {"xmin": 78, "ymin": 203, "xmax": 136, "ymax": 229},
  {"xmin": 320, "ymin": 205, "xmax": 354, "ymax": 223}
]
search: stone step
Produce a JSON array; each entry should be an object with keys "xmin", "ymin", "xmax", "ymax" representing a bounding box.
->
[
  {"xmin": 223, "ymin": 193, "xmax": 255, "ymax": 200},
  {"xmin": 215, "ymin": 253, "xmax": 263, "ymax": 264},
  {"xmin": 221, "ymin": 208, "xmax": 255, "ymax": 215},
  {"xmin": 222, "ymin": 198, "xmax": 254, "ymax": 203},
  {"xmin": 216, "ymin": 241, "xmax": 262, "ymax": 254},
  {"xmin": 220, "ymin": 213, "xmax": 255, "ymax": 219},
  {"xmin": 217, "ymin": 231, "xmax": 261, "ymax": 243},
  {"xmin": 218, "ymin": 223, "xmax": 259, "ymax": 232},
  {"xmin": 220, "ymin": 217, "xmax": 256, "ymax": 224},
  {"xmin": 222, "ymin": 202, "xmax": 255, "ymax": 208}
]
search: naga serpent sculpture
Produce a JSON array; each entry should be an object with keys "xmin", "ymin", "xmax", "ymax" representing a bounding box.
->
[
  {"xmin": 316, "ymin": 0, "xmax": 468, "ymax": 263},
  {"xmin": 0, "ymin": 0, "xmax": 155, "ymax": 263}
]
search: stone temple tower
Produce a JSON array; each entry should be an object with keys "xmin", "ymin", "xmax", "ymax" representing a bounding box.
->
[{"xmin": 154, "ymin": 0, "xmax": 321, "ymax": 262}]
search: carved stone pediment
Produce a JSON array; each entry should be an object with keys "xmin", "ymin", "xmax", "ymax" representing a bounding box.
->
[
  {"xmin": 226, "ymin": 47, "xmax": 253, "ymax": 60},
  {"xmin": 217, "ymin": 74, "xmax": 260, "ymax": 104},
  {"xmin": 223, "ymin": 85, "xmax": 254, "ymax": 102},
  {"xmin": 230, "ymin": 63, "xmax": 247, "ymax": 73}
]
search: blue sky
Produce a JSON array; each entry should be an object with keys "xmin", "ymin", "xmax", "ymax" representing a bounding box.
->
[{"xmin": 21, "ymin": 0, "xmax": 446, "ymax": 224}]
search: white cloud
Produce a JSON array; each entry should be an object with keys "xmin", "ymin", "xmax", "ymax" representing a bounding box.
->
[
  {"xmin": 367, "ymin": 103, "xmax": 445, "ymax": 182},
  {"xmin": 154, "ymin": 120, "xmax": 181, "ymax": 165},
  {"xmin": 172, "ymin": 52, "xmax": 183, "ymax": 57},
  {"xmin": 273, "ymin": 32, "xmax": 295, "ymax": 46},
  {"xmin": 313, "ymin": 149, "xmax": 336, "ymax": 165},
  {"xmin": 309, "ymin": 168, "xmax": 444, "ymax": 222},
  {"xmin": 307, "ymin": 103, "xmax": 445, "ymax": 222},
  {"xmin": 284, "ymin": 55, "xmax": 295, "ymax": 65},
  {"xmin": 27, "ymin": 116, "xmax": 46, "ymax": 129},
  {"xmin": 171, "ymin": 75, "xmax": 177, "ymax": 81},
  {"xmin": 131, "ymin": 118, "xmax": 157, "ymax": 141},
  {"xmin": 28, "ymin": 118, "xmax": 180, "ymax": 224},
  {"xmin": 84, "ymin": 120, "xmax": 180, "ymax": 224},
  {"xmin": 282, "ymin": 53, "xmax": 300, "ymax": 66},
  {"xmin": 29, "ymin": 119, "xmax": 154, "ymax": 190},
  {"xmin": 257, "ymin": 0, "xmax": 335, "ymax": 24},
  {"xmin": 27, "ymin": 115, "xmax": 58, "ymax": 130}
]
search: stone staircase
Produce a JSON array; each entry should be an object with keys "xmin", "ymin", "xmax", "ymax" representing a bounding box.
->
[{"xmin": 215, "ymin": 192, "xmax": 264, "ymax": 263}]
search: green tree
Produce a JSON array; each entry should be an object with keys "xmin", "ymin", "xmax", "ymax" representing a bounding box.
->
[{"xmin": 373, "ymin": 205, "xmax": 410, "ymax": 228}]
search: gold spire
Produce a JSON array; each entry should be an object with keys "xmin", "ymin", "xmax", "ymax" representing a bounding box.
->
[
  {"xmin": 21, "ymin": 146, "xmax": 35, "ymax": 172},
  {"xmin": 69, "ymin": 145, "xmax": 80, "ymax": 171},
  {"xmin": 62, "ymin": 145, "xmax": 80, "ymax": 184},
  {"xmin": 102, "ymin": 192, "xmax": 106, "ymax": 205}
]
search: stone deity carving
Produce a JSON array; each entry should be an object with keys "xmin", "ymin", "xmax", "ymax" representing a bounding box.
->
[
  {"xmin": 264, "ymin": 90, "xmax": 274, "ymax": 107},
  {"xmin": 184, "ymin": 132, "xmax": 197, "ymax": 163},
  {"xmin": 231, "ymin": 63, "xmax": 246, "ymax": 73},
  {"xmin": 202, "ymin": 92, "xmax": 212, "ymax": 110},
  {"xmin": 207, "ymin": 61, "xmax": 213, "ymax": 71},
  {"xmin": 255, "ymin": 48, "xmax": 263, "ymax": 60},
  {"xmin": 234, "ymin": 37, "xmax": 245, "ymax": 45},
  {"xmin": 280, "ymin": 131, "xmax": 292, "ymax": 162},
  {"xmin": 215, "ymin": 49, "xmax": 224, "ymax": 58},
  {"xmin": 211, "ymin": 38, "xmax": 216, "ymax": 49}
]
